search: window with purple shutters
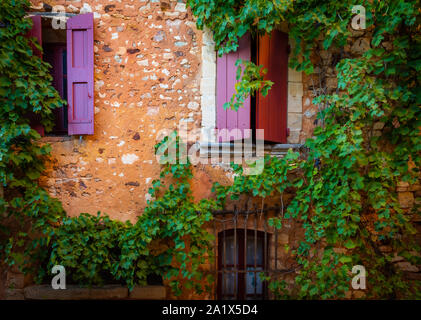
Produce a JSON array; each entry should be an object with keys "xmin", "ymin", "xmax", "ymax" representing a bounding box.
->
[
  {"xmin": 27, "ymin": 13, "xmax": 94, "ymax": 136},
  {"xmin": 216, "ymin": 30, "xmax": 289, "ymax": 144}
]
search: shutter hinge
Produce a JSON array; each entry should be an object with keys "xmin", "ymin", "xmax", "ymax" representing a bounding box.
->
[{"xmin": 286, "ymin": 128, "xmax": 290, "ymax": 137}]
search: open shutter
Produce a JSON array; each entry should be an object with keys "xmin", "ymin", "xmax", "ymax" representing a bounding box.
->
[
  {"xmin": 27, "ymin": 16, "xmax": 42, "ymax": 58},
  {"xmin": 216, "ymin": 34, "xmax": 251, "ymax": 142},
  {"xmin": 257, "ymin": 30, "xmax": 288, "ymax": 143},
  {"xmin": 67, "ymin": 13, "xmax": 94, "ymax": 135},
  {"xmin": 26, "ymin": 15, "xmax": 44, "ymax": 136}
]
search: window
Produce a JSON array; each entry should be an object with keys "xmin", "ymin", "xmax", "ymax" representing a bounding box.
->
[
  {"xmin": 27, "ymin": 13, "xmax": 94, "ymax": 136},
  {"xmin": 217, "ymin": 229, "xmax": 268, "ymax": 300},
  {"xmin": 44, "ymin": 43, "xmax": 67, "ymax": 134},
  {"xmin": 216, "ymin": 30, "xmax": 288, "ymax": 143}
]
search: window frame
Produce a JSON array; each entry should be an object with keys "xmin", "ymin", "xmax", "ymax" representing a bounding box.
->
[
  {"xmin": 217, "ymin": 229, "xmax": 269, "ymax": 300},
  {"xmin": 26, "ymin": 12, "xmax": 94, "ymax": 136}
]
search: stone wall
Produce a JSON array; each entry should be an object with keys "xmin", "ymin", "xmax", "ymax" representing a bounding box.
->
[
  {"xmin": 29, "ymin": 0, "xmax": 312, "ymax": 222},
  {"xmin": 32, "ymin": 0, "xmax": 211, "ymax": 221},
  {"xmin": 1, "ymin": 0, "xmax": 417, "ymax": 300}
]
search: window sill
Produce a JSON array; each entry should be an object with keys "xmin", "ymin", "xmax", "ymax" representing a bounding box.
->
[
  {"xmin": 199, "ymin": 141, "xmax": 305, "ymax": 158},
  {"xmin": 40, "ymin": 136, "xmax": 72, "ymax": 143}
]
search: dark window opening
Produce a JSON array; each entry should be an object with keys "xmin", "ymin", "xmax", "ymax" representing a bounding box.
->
[
  {"xmin": 250, "ymin": 35, "xmax": 258, "ymax": 145},
  {"xmin": 41, "ymin": 17, "xmax": 68, "ymax": 135},
  {"xmin": 217, "ymin": 229, "xmax": 269, "ymax": 300}
]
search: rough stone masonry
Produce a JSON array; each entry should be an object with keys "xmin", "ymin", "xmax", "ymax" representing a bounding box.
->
[{"xmin": 9, "ymin": 0, "xmax": 415, "ymax": 300}]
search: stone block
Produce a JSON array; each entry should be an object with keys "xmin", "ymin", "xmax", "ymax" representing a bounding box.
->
[
  {"xmin": 202, "ymin": 45, "xmax": 216, "ymax": 64},
  {"xmin": 5, "ymin": 289, "xmax": 24, "ymax": 300},
  {"xmin": 277, "ymin": 233, "xmax": 289, "ymax": 245},
  {"xmin": 287, "ymin": 113, "xmax": 303, "ymax": 131},
  {"xmin": 351, "ymin": 38, "xmax": 371, "ymax": 55},
  {"xmin": 200, "ymin": 78, "xmax": 216, "ymax": 96},
  {"xmin": 288, "ymin": 82, "xmax": 303, "ymax": 98},
  {"xmin": 404, "ymin": 272, "xmax": 421, "ymax": 281},
  {"xmin": 128, "ymin": 285, "xmax": 166, "ymax": 300},
  {"xmin": 6, "ymin": 272, "xmax": 25, "ymax": 289},
  {"xmin": 397, "ymin": 262, "xmax": 419, "ymax": 273},
  {"xmin": 326, "ymin": 77, "xmax": 338, "ymax": 89},
  {"xmin": 288, "ymin": 96, "xmax": 302, "ymax": 113},
  {"xmin": 202, "ymin": 27, "xmax": 215, "ymax": 46},
  {"xmin": 201, "ymin": 60, "xmax": 216, "ymax": 79},
  {"xmin": 353, "ymin": 291, "xmax": 365, "ymax": 299},
  {"xmin": 373, "ymin": 122, "xmax": 385, "ymax": 130},
  {"xmin": 287, "ymin": 130, "xmax": 301, "ymax": 144},
  {"xmin": 398, "ymin": 192, "xmax": 414, "ymax": 208},
  {"xmin": 409, "ymin": 183, "xmax": 421, "ymax": 192},
  {"xmin": 288, "ymin": 67, "xmax": 302, "ymax": 83},
  {"xmin": 24, "ymin": 285, "xmax": 128, "ymax": 300}
]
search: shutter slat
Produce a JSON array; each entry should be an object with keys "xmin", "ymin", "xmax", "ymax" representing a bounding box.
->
[
  {"xmin": 257, "ymin": 30, "xmax": 288, "ymax": 143},
  {"xmin": 67, "ymin": 13, "xmax": 94, "ymax": 135},
  {"xmin": 216, "ymin": 53, "xmax": 228, "ymax": 141}
]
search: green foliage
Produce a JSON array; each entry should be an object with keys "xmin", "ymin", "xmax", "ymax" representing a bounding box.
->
[
  {"xmin": 189, "ymin": 0, "xmax": 421, "ymax": 299},
  {"xmin": 0, "ymin": 1, "xmax": 215, "ymax": 296},
  {"xmin": 39, "ymin": 132, "xmax": 216, "ymax": 295},
  {"xmin": 187, "ymin": 0, "xmax": 292, "ymax": 56},
  {"xmin": 0, "ymin": 0, "xmax": 66, "ymax": 274},
  {"xmin": 223, "ymin": 59, "xmax": 273, "ymax": 111},
  {"xmin": 144, "ymin": 131, "xmax": 217, "ymax": 295},
  {"xmin": 47, "ymin": 213, "xmax": 137, "ymax": 286},
  {"xmin": 1, "ymin": 0, "xmax": 419, "ymax": 300}
]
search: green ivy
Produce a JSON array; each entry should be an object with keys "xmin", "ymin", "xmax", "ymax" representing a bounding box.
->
[
  {"xmin": 0, "ymin": 0, "xmax": 66, "ymax": 275},
  {"xmin": 36, "ymin": 132, "xmax": 217, "ymax": 295},
  {"xmin": 0, "ymin": 1, "xmax": 215, "ymax": 296},
  {"xmin": 2, "ymin": 0, "xmax": 420, "ymax": 300},
  {"xmin": 224, "ymin": 59, "xmax": 273, "ymax": 111},
  {"xmin": 188, "ymin": 0, "xmax": 421, "ymax": 299}
]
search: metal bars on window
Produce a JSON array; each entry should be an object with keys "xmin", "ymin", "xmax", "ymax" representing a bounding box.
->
[{"xmin": 212, "ymin": 205, "xmax": 294, "ymax": 300}]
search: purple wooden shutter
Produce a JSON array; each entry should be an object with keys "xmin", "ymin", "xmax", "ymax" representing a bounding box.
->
[
  {"xmin": 216, "ymin": 34, "xmax": 251, "ymax": 142},
  {"xmin": 26, "ymin": 16, "xmax": 45, "ymax": 136},
  {"xmin": 67, "ymin": 13, "xmax": 94, "ymax": 135}
]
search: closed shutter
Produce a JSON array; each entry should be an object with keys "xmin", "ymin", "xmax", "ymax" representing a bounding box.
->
[
  {"xmin": 216, "ymin": 34, "xmax": 251, "ymax": 142},
  {"xmin": 257, "ymin": 30, "xmax": 288, "ymax": 143},
  {"xmin": 66, "ymin": 13, "xmax": 94, "ymax": 135}
]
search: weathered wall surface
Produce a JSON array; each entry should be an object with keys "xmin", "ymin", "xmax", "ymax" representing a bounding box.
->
[
  {"xmin": 30, "ymin": 0, "xmax": 312, "ymax": 222},
  {"xmin": 31, "ymin": 0, "xmax": 223, "ymax": 221},
  {"xmin": 8, "ymin": 0, "xmax": 415, "ymax": 301}
]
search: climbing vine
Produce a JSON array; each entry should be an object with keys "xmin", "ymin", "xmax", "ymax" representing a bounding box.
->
[
  {"xmin": 188, "ymin": 0, "xmax": 421, "ymax": 298},
  {"xmin": 0, "ymin": 0, "xmax": 66, "ymax": 275},
  {"xmin": 224, "ymin": 59, "xmax": 273, "ymax": 111},
  {"xmin": 1, "ymin": 0, "xmax": 420, "ymax": 300},
  {"xmin": 0, "ymin": 0, "xmax": 215, "ymax": 296},
  {"xmin": 45, "ymin": 132, "xmax": 216, "ymax": 295}
]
